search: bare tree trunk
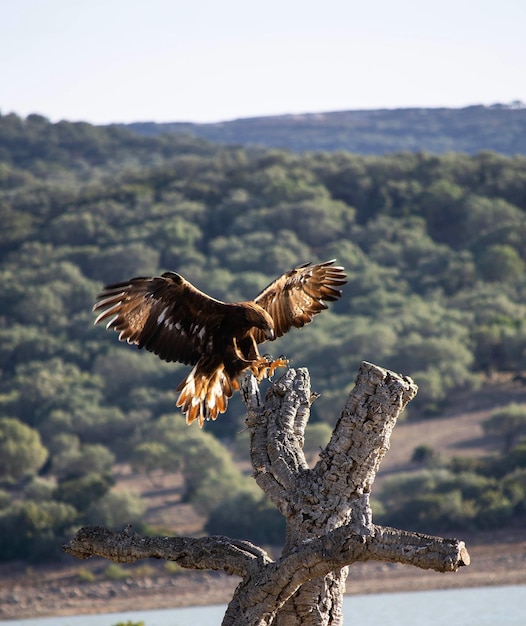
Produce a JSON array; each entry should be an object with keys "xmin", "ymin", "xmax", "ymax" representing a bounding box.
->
[
  {"xmin": 238, "ymin": 362, "xmax": 419, "ymax": 626},
  {"xmin": 65, "ymin": 362, "xmax": 470, "ymax": 626}
]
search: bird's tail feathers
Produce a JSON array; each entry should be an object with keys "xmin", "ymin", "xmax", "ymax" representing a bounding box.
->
[{"xmin": 176, "ymin": 364, "xmax": 239, "ymax": 427}]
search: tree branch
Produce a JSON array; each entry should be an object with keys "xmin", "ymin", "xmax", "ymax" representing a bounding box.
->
[
  {"xmin": 65, "ymin": 521, "xmax": 469, "ymax": 626},
  {"xmin": 63, "ymin": 525, "xmax": 271, "ymax": 577},
  {"xmin": 313, "ymin": 361, "xmax": 418, "ymax": 532},
  {"xmin": 224, "ymin": 523, "xmax": 470, "ymax": 626},
  {"xmin": 242, "ymin": 368, "xmax": 312, "ymax": 514}
]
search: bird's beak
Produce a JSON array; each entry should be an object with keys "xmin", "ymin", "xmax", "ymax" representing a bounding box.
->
[{"xmin": 266, "ymin": 327, "xmax": 275, "ymax": 341}]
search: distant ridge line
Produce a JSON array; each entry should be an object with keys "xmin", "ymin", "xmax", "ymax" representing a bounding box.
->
[{"xmin": 121, "ymin": 104, "xmax": 526, "ymax": 156}]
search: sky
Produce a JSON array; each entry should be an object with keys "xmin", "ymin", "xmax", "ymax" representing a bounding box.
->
[{"xmin": 1, "ymin": 0, "xmax": 525, "ymax": 125}]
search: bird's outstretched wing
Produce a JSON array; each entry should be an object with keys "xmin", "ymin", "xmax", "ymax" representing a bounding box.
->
[
  {"xmin": 252, "ymin": 260, "xmax": 347, "ymax": 343},
  {"xmin": 93, "ymin": 272, "xmax": 229, "ymax": 365}
]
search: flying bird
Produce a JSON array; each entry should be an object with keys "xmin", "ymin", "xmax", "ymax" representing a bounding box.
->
[{"xmin": 93, "ymin": 260, "xmax": 346, "ymax": 427}]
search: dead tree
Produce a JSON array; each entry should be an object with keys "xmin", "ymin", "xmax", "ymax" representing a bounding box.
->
[{"xmin": 65, "ymin": 362, "xmax": 470, "ymax": 625}]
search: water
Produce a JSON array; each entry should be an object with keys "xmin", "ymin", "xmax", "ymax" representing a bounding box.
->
[
  {"xmin": 1, "ymin": 585, "xmax": 524, "ymax": 626},
  {"xmin": 346, "ymin": 585, "xmax": 525, "ymax": 626},
  {"xmin": 0, "ymin": 604, "xmax": 224, "ymax": 626}
]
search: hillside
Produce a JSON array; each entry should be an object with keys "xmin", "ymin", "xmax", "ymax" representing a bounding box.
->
[
  {"xmin": 123, "ymin": 103, "xmax": 526, "ymax": 156},
  {"xmin": 2, "ymin": 382, "xmax": 526, "ymax": 619},
  {"xmin": 1, "ymin": 112, "xmax": 526, "ymax": 572},
  {"xmin": 119, "ymin": 375, "xmax": 526, "ymax": 533}
]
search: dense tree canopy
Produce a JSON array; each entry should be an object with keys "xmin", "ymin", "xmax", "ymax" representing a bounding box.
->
[{"xmin": 1, "ymin": 113, "xmax": 526, "ymax": 560}]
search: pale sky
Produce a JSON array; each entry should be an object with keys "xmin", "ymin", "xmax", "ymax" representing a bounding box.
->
[{"xmin": 1, "ymin": 0, "xmax": 525, "ymax": 124}]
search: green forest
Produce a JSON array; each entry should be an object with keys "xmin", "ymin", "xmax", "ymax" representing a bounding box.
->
[{"xmin": 1, "ymin": 111, "xmax": 526, "ymax": 562}]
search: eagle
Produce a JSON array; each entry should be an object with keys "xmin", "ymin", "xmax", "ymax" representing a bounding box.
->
[{"xmin": 93, "ymin": 260, "xmax": 346, "ymax": 427}]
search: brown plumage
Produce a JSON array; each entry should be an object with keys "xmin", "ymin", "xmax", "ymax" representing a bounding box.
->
[{"xmin": 93, "ymin": 260, "xmax": 346, "ymax": 427}]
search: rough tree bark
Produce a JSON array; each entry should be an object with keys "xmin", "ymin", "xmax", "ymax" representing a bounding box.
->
[{"xmin": 65, "ymin": 362, "xmax": 470, "ymax": 625}]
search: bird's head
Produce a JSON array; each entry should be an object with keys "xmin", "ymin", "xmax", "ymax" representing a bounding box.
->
[{"xmin": 245, "ymin": 304, "xmax": 275, "ymax": 341}]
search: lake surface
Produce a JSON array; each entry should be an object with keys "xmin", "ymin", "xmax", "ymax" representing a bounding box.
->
[{"xmin": 2, "ymin": 585, "xmax": 524, "ymax": 626}]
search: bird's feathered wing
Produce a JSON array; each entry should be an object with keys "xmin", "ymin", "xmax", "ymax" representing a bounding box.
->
[
  {"xmin": 251, "ymin": 260, "xmax": 346, "ymax": 343},
  {"xmin": 93, "ymin": 272, "xmax": 240, "ymax": 426},
  {"xmin": 93, "ymin": 271, "xmax": 229, "ymax": 366}
]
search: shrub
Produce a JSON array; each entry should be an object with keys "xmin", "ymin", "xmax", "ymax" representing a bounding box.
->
[
  {"xmin": 54, "ymin": 472, "xmax": 113, "ymax": 513},
  {"xmin": 0, "ymin": 417, "xmax": 48, "ymax": 484},
  {"xmin": 206, "ymin": 490, "xmax": 285, "ymax": 545},
  {"xmin": 104, "ymin": 563, "xmax": 128, "ymax": 580},
  {"xmin": 0, "ymin": 500, "xmax": 78, "ymax": 562},
  {"xmin": 86, "ymin": 489, "xmax": 146, "ymax": 528},
  {"xmin": 77, "ymin": 567, "xmax": 96, "ymax": 583},
  {"xmin": 484, "ymin": 404, "xmax": 526, "ymax": 453}
]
